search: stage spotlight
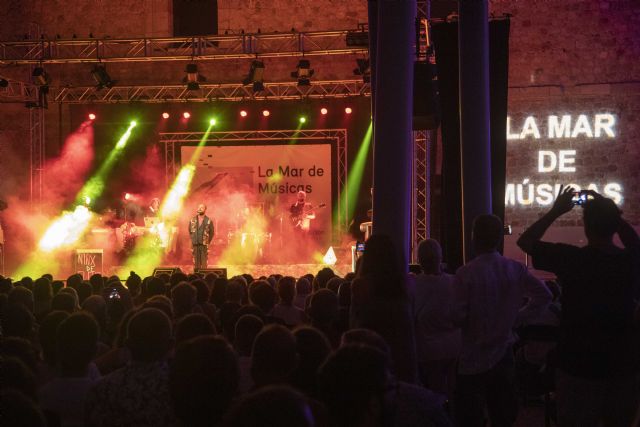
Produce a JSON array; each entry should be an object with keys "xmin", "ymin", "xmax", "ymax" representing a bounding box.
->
[
  {"xmin": 291, "ymin": 59, "xmax": 314, "ymax": 86},
  {"xmin": 299, "ymin": 116, "xmax": 307, "ymax": 124},
  {"xmin": 345, "ymin": 107, "xmax": 353, "ymax": 114},
  {"xmin": 183, "ymin": 112, "xmax": 191, "ymax": 119},
  {"xmin": 88, "ymin": 113, "xmax": 96, "ymax": 120},
  {"xmin": 240, "ymin": 110, "xmax": 248, "ymax": 117},
  {"xmin": 183, "ymin": 63, "xmax": 206, "ymax": 91},
  {"xmin": 162, "ymin": 112, "xmax": 170, "ymax": 119},
  {"xmin": 124, "ymin": 193, "xmax": 133, "ymax": 201},
  {"xmin": 353, "ymin": 58, "xmax": 371, "ymax": 83},
  {"xmin": 130, "ymin": 120, "xmax": 137, "ymax": 127},
  {"xmin": 320, "ymin": 108, "xmax": 328, "ymax": 115},
  {"xmin": 242, "ymin": 60, "xmax": 265, "ymax": 93},
  {"xmin": 209, "ymin": 118, "xmax": 216, "ymax": 126},
  {"xmin": 262, "ymin": 110, "xmax": 270, "ymax": 117},
  {"xmin": 91, "ymin": 64, "xmax": 116, "ymax": 90}
]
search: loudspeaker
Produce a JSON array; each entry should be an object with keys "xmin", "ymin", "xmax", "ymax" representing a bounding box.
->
[
  {"xmin": 153, "ymin": 267, "xmax": 181, "ymax": 277},
  {"xmin": 173, "ymin": 0, "xmax": 218, "ymax": 37},
  {"xmin": 413, "ymin": 61, "xmax": 440, "ymax": 130},
  {"xmin": 195, "ymin": 267, "xmax": 228, "ymax": 279}
]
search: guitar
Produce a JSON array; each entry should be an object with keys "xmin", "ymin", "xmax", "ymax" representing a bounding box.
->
[{"xmin": 290, "ymin": 203, "xmax": 326, "ymax": 230}]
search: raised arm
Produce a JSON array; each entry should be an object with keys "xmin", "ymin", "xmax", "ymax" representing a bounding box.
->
[{"xmin": 517, "ymin": 185, "xmax": 575, "ymax": 254}]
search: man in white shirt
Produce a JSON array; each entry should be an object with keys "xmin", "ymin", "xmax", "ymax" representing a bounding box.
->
[
  {"xmin": 453, "ymin": 214, "xmax": 551, "ymax": 427},
  {"xmin": 413, "ymin": 238, "xmax": 460, "ymax": 399}
]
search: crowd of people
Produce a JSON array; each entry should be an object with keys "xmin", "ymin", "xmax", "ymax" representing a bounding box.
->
[{"xmin": 1, "ymin": 189, "xmax": 639, "ymax": 427}]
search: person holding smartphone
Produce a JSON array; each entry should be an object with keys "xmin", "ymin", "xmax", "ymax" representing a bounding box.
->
[{"xmin": 517, "ymin": 186, "xmax": 640, "ymax": 426}]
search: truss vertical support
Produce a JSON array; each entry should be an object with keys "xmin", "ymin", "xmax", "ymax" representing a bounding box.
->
[
  {"xmin": 164, "ymin": 139, "xmax": 176, "ymax": 189},
  {"xmin": 335, "ymin": 130, "xmax": 348, "ymax": 241},
  {"xmin": 29, "ymin": 106, "xmax": 45, "ymax": 208},
  {"xmin": 412, "ymin": 130, "xmax": 429, "ymax": 260}
]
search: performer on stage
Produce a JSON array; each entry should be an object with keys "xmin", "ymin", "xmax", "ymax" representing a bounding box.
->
[
  {"xmin": 189, "ymin": 203, "xmax": 214, "ymax": 270},
  {"xmin": 290, "ymin": 191, "xmax": 316, "ymax": 232},
  {"xmin": 148, "ymin": 198, "xmax": 160, "ymax": 217}
]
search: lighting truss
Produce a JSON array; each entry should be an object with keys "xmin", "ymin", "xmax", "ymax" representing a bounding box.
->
[
  {"xmin": 0, "ymin": 30, "xmax": 368, "ymax": 64},
  {"xmin": 412, "ymin": 130, "xmax": 430, "ymax": 258},
  {"xmin": 161, "ymin": 129, "xmax": 348, "ymax": 238},
  {"xmin": 53, "ymin": 80, "xmax": 370, "ymax": 103},
  {"xmin": 0, "ymin": 77, "xmax": 38, "ymax": 103}
]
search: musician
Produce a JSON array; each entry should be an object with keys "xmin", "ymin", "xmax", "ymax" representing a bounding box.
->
[
  {"xmin": 147, "ymin": 198, "xmax": 160, "ymax": 217},
  {"xmin": 290, "ymin": 191, "xmax": 315, "ymax": 232},
  {"xmin": 189, "ymin": 204, "xmax": 214, "ymax": 270}
]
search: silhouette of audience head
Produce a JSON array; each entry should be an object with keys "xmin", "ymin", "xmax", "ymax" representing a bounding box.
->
[
  {"xmin": 308, "ymin": 289, "xmax": 339, "ymax": 326},
  {"xmin": 33, "ymin": 277, "xmax": 52, "ymax": 303},
  {"xmin": 170, "ymin": 336, "xmax": 239, "ymax": 427},
  {"xmin": 319, "ymin": 344, "xmax": 388, "ymax": 427},
  {"xmin": 277, "ymin": 276, "xmax": 296, "ymax": 305},
  {"xmin": 341, "ymin": 328, "xmax": 391, "ymax": 357},
  {"xmin": 234, "ymin": 314, "xmax": 264, "ymax": 356},
  {"xmin": 226, "ymin": 278, "xmax": 245, "ymax": 305},
  {"xmin": 191, "ymin": 279, "xmax": 210, "ymax": 304},
  {"xmin": 146, "ymin": 277, "xmax": 166, "ymax": 297},
  {"xmin": 417, "ymin": 238, "xmax": 443, "ymax": 274},
  {"xmin": 176, "ymin": 313, "xmax": 216, "ymax": 345},
  {"xmin": 583, "ymin": 197, "xmax": 621, "ymax": 242},
  {"xmin": 314, "ymin": 268, "xmax": 335, "ymax": 290},
  {"xmin": 39, "ymin": 310, "xmax": 70, "ymax": 367},
  {"xmin": 251, "ymin": 324, "xmax": 298, "ymax": 387},
  {"xmin": 8, "ymin": 286, "xmax": 34, "ymax": 312},
  {"xmin": 126, "ymin": 308, "xmax": 172, "ymax": 363},
  {"xmin": 337, "ymin": 281, "xmax": 351, "ymax": 307},
  {"xmin": 249, "ymin": 280, "xmax": 277, "ymax": 315},
  {"xmin": 295, "ymin": 277, "xmax": 311, "ymax": 296},
  {"xmin": 3, "ymin": 304, "xmax": 34, "ymax": 338},
  {"xmin": 171, "ymin": 282, "xmax": 197, "ymax": 319},
  {"xmin": 57, "ymin": 312, "xmax": 98, "ymax": 376},
  {"xmin": 472, "ymin": 214, "xmax": 503, "ymax": 253},
  {"xmin": 291, "ymin": 326, "xmax": 332, "ymax": 396},
  {"xmin": 225, "ymin": 385, "xmax": 314, "ymax": 427}
]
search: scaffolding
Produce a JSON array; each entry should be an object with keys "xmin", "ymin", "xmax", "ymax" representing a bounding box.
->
[
  {"xmin": 160, "ymin": 129, "xmax": 348, "ymax": 238},
  {"xmin": 29, "ymin": 106, "xmax": 45, "ymax": 207},
  {"xmin": 54, "ymin": 79, "xmax": 370, "ymax": 103},
  {"xmin": 0, "ymin": 30, "xmax": 367, "ymax": 64}
]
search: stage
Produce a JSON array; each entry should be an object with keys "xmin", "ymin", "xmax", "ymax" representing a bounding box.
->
[{"xmin": 108, "ymin": 263, "xmax": 353, "ymax": 279}]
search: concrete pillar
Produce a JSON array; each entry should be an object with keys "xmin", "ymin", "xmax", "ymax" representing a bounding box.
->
[
  {"xmin": 371, "ymin": 0, "xmax": 416, "ymax": 269},
  {"xmin": 459, "ymin": 0, "xmax": 492, "ymax": 262}
]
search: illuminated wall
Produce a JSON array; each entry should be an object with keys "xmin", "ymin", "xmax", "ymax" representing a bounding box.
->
[{"xmin": 504, "ymin": 93, "xmax": 640, "ymax": 230}]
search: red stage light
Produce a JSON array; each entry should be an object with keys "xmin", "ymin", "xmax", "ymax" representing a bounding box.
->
[
  {"xmin": 124, "ymin": 193, "xmax": 132, "ymax": 201},
  {"xmin": 320, "ymin": 108, "xmax": 328, "ymax": 115},
  {"xmin": 240, "ymin": 110, "xmax": 248, "ymax": 117},
  {"xmin": 162, "ymin": 112, "xmax": 170, "ymax": 119},
  {"xmin": 262, "ymin": 110, "xmax": 270, "ymax": 117},
  {"xmin": 88, "ymin": 113, "xmax": 96, "ymax": 120},
  {"xmin": 345, "ymin": 107, "xmax": 353, "ymax": 114},
  {"xmin": 183, "ymin": 112, "xmax": 191, "ymax": 119}
]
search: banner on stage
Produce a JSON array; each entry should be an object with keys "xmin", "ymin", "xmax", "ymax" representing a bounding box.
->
[{"xmin": 181, "ymin": 143, "xmax": 333, "ymax": 241}]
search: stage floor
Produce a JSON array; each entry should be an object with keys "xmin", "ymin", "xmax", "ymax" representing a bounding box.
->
[{"xmin": 108, "ymin": 263, "xmax": 353, "ymax": 279}]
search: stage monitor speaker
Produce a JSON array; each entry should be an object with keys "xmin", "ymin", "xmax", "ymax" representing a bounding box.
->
[
  {"xmin": 153, "ymin": 267, "xmax": 181, "ymax": 277},
  {"xmin": 173, "ymin": 0, "xmax": 218, "ymax": 37},
  {"xmin": 195, "ymin": 267, "xmax": 227, "ymax": 279},
  {"xmin": 413, "ymin": 61, "xmax": 440, "ymax": 130}
]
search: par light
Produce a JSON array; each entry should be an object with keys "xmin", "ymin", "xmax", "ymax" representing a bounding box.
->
[
  {"xmin": 88, "ymin": 113, "xmax": 96, "ymax": 120},
  {"xmin": 183, "ymin": 112, "xmax": 191, "ymax": 119},
  {"xmin": 240, "ymin": 110, "xmax": 248, "ymax": 117},
  {"xmin": 91, "ymin": 64, "xmax": 115, "ymax": 90},
  {"xmin": 242, "ymin": 60, "xmax": 265, "ymax": 93},
  {"xmin": 183, "ymin": 63, "xmax": 206, "ymax": 91},
  {"xmin": 299, "ymin": 116, "xmax": 307, "ymax": 124},
  {"xmin": 291, "ymin": 59, "xmax": 314, "ymax": 86},
  {"xmin": 353, "ymin": 58, "xmax": 371, "ymax": 83},
  {"xmin": 320, "ymin": 108, "xmax": 328, "ymax": 115},
  {"xmin": 262, "ymin": 110, "xmax": 270, "ymax": 117},
  {"xmin": 345, "ymin": 107, "xmax": 353, "ymax": 114},
  {"xmin": 162, "ymin": 112, "xmax": 170, "ymax": 119}
]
